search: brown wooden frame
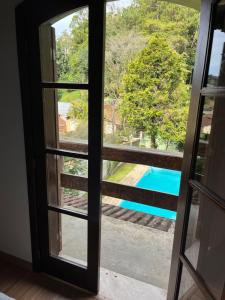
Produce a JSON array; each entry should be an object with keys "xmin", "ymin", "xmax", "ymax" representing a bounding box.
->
[
  {"xmin": 18, "ymin": 0, "xmax": 217, "ymax": 297},
  {"xmin": 16, "ymin": 0, "xmax": 105, "ymax": 294},
  {"xmin": 167, "ymin": 1, "xmax": 225, "ymax": 299},
  {"xmin": 59, "ymin": 141, "xmax": 183, "ymax": 170},
  {"xmin": 61, "ymin": 173, "xmax": 178, "ymax": 211}
]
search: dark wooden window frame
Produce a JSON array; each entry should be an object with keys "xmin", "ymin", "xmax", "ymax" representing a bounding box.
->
[
  {"xmin": 16, "ymin": 0, "xmax": 183, "ymax": 277},
  {"xmin": 16, "ymin": 0, "xmax": 106, "ymax": 293},
  {"xmin": 167, "ymin": 0, "xmax": 225, "ymax": 299},
  {"xmin": 16, "ymin": 0, "xmax": 220, "ymax": 297}
]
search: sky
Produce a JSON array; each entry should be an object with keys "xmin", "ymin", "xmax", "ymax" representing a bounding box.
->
[
  {"xmin": 52, "ymin": 0, "xmax": 133, "ymax": 38},
  {"xmin": 51, "ymin": 0, "xmax": 224, "ymax": 77},
  {"xmin": 208, "ymin": 30, "xmax": 225, "ymax": 76}
]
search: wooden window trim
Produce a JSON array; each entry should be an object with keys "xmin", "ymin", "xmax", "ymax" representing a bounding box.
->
[
  {"xmin": 179, "ymin": 255, "xmax": 214, "ymax": 300},
  {"xmin": 61, "ymin": 173, "xmax": 178, "ymax": 211},
  {"xmin": 59, "ymin": 141, "xmax": 183, "ymax": 171},
  {"xmin": 42, "ymin": 82, "xmax": 89, "ymax": 90}
]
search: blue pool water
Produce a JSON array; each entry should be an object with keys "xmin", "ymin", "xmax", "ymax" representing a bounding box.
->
[{"xmin": 120, "ymin": 167, "xmax": 181, "ymax": 220}]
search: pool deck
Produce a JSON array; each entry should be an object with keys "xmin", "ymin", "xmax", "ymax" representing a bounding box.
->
[
  {"xmin": 121, "ymin": 164, "xmax": 149, "ymax": 186},
  {"xmin": 62, "ymin": 214, "xmax": 174, "ymax": 291},
  {"xmin": 103, "ymin": 164, "xmax": 149, "ymax": 206},
  {"xmin": 62, "ymin": 164, "xmax": 175, "ymax": 292},
  {"xmin": 64, "ymin": 195, "xmax": 175, "ymax": 232}
]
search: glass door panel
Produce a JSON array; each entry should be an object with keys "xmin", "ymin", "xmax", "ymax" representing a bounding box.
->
[
  {"xmin": 178, "ymin": 265, "xmax": 205, "ymax": 300},
  {"xmin": 194, "ymin": 95, "xmax": 225, "ymax": 199},
  {"xmin": 48, "ymin": 211, "xmax": 88, "ymax": 266},
  {"xmin": 170, "ymin": 0, "xmax": 225, "ymax": 299},
  {"xmin": 184, "ymin": 188, "xmax": 225, "ymax": 299},
  {"xmin": 207, "ymin": 1, "xmax": 225, "ymax": 87},
  {"xmin": 16, "ymin": 0, "xmax": 105, "ymax": 293},
  {"xmin": 43, "ymin": 89, "xmax": 89, "ymax": 147},
  {"xmin": 39, "ymin": 8, "xmax": 90, "ymax": 281},
  {"xmin": 46, "ymin": 154, "xmax": 88, "ymax": 214},
  {"xmin": 39, "ymin": 7, "xmax": 89, "ymax": 84}
]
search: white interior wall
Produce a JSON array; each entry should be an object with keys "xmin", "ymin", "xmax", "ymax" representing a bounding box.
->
[{"xmin": 0, "ymin": 0, "xmax": 32, "ymax": 262}]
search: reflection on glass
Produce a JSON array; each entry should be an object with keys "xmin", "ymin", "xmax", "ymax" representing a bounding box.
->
[
  {"xmin": 185, "ymin": 189, "xmax": 225, "ymax": 299},
  {"xmin": 195, "ymin": 96, "xmax": 225, "ymax": 199},
  {"xmin": 207, "ymin": 1, "xmax": 225, "ymax": 87},
  {"xmin": 48, "ymin": 211, "xmax": 87, "ymax": 266},
  {"xmin": 62, "ymin": 156, "xmax": 88, "ymax": 177},
  {"xmin": 43, "ymin": 89, "xmax": 88, "ymax": 147},
  {"xmin": 195, "ymin": 96, "xmax": 214, "ymax": 180},
  {"xmin": 178, "ymin": 265, "xmax": 205, "ymax": 299},
  {"xmin": 62, "ymin": 188, "xmax": 88, "ymax": 213},
  {"xmin": 46, "ymin": 155, "xmax": 88, "ymax": 213},
  {"xmin": 39, "ymin": 7, "xmax": 89, "ymax": 83}
]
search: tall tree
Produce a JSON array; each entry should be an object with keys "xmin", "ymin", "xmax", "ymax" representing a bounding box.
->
[
  {"xmin": 70, "ymin": 8, "xmax": 89, "ymax": 82},
  {"xmin": 56, "ymin": 31, "xmax": 72, "ymax": 81},
  {"xmin": 105, "ymin": 31, "xmax": 146, "ymax": 136},
  {"xmin": 120, "ymin": 35, "xmax": 189, "ymax": 149},
  {"xmin": 135, "ymin": 0, "xmax": 199, "ymax": 81}
]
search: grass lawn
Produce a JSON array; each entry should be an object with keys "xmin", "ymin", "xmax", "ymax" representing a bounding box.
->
[
  {"xmin": 106, "ymin": 163, "xmax": 136, "ymax": 183},
  {"xmin": 60, "ymin": 90, "xmax": 87, "ymax": 102}
]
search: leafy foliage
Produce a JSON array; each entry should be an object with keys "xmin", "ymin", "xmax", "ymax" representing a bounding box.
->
[
  {"xmin": 64, "ymin": 157, "xmax": 87, "ymax": 176},
  {"xmin": 55, "ymin": 0, "xmax": 199, "ymax": 151},
  {"xmin": 120, "ymin": 35, "xmax": 189, "ymax": 148}
]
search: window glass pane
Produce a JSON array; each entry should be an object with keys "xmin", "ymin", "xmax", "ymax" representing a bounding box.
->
[
  {"xmin": 178, "ymin": 265, "xmax": 205, "ymax": 299},
  {"xmin": 48, "ymin": 211, "xmax": 87, "ymax": 267},
  {"xmin": 62, "ymin": 188, "xmax": 88, "ymax": 214},
  {"xmin": 184, "ymin": 189, "xmax": 225, "ymax": 299},
  {"xmin": 194, "ymin": 96, "xmax": 225, "ymax": 199},
  {"xmin": 39, "ymin": 7, "xmax": 88, "ymax": 83},
  {"xmin": 207, "ymin": 1, "xmax": 225, "ymax": 87},
  {"xmin": 46, "ymin": 154, "xmax": 88, "ymax": 214},
  {"xmin": 43, "ymin": 89, "xmax": 88, "ymax": 149},
  {"xmin": 194, "ymin": 96, "xmax": 214, "ymax": 180},
  {"xmin": 62, "ymin": 156, "xmax": 88, "ymax": 177}
]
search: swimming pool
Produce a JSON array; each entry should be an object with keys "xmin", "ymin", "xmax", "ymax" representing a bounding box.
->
[{"xmin": 120, "ymin": 167, "xmax": 181, "ymax": 220}]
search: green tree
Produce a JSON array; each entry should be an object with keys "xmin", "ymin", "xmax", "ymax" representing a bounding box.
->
[
  {"xmin": 120, "ymin": 35, "xmax": 189, "ymax": 149},
  {"xmin": 135, "ymin": 0, "xmax": 199, "ymax": 81},
  {"xmin": 56, "ymin": 31, "xmax": 72, "ymax": 81},
  {"xmin": 68, "ymin": 99, "xmax": 88, "ymax": 120},
  {"xmin": 105, "ymin": 31, "xmax": 146, "ymax": 136},
  {"xmin": 55, "ymin": 0, "xmax": 199, "ymax": 151},
  {"xmin": 69, "ymin": 9, "xmax": 89, "ymax": 82}
]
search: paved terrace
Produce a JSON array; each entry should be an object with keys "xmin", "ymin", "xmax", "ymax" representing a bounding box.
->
[
  {"xmin": 62, "ymin": 164, "xmax": 175, "ymax": 291},
  {"xmin": 62, "ymin": 200, "xmax": 175, "ymax": 290}
]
